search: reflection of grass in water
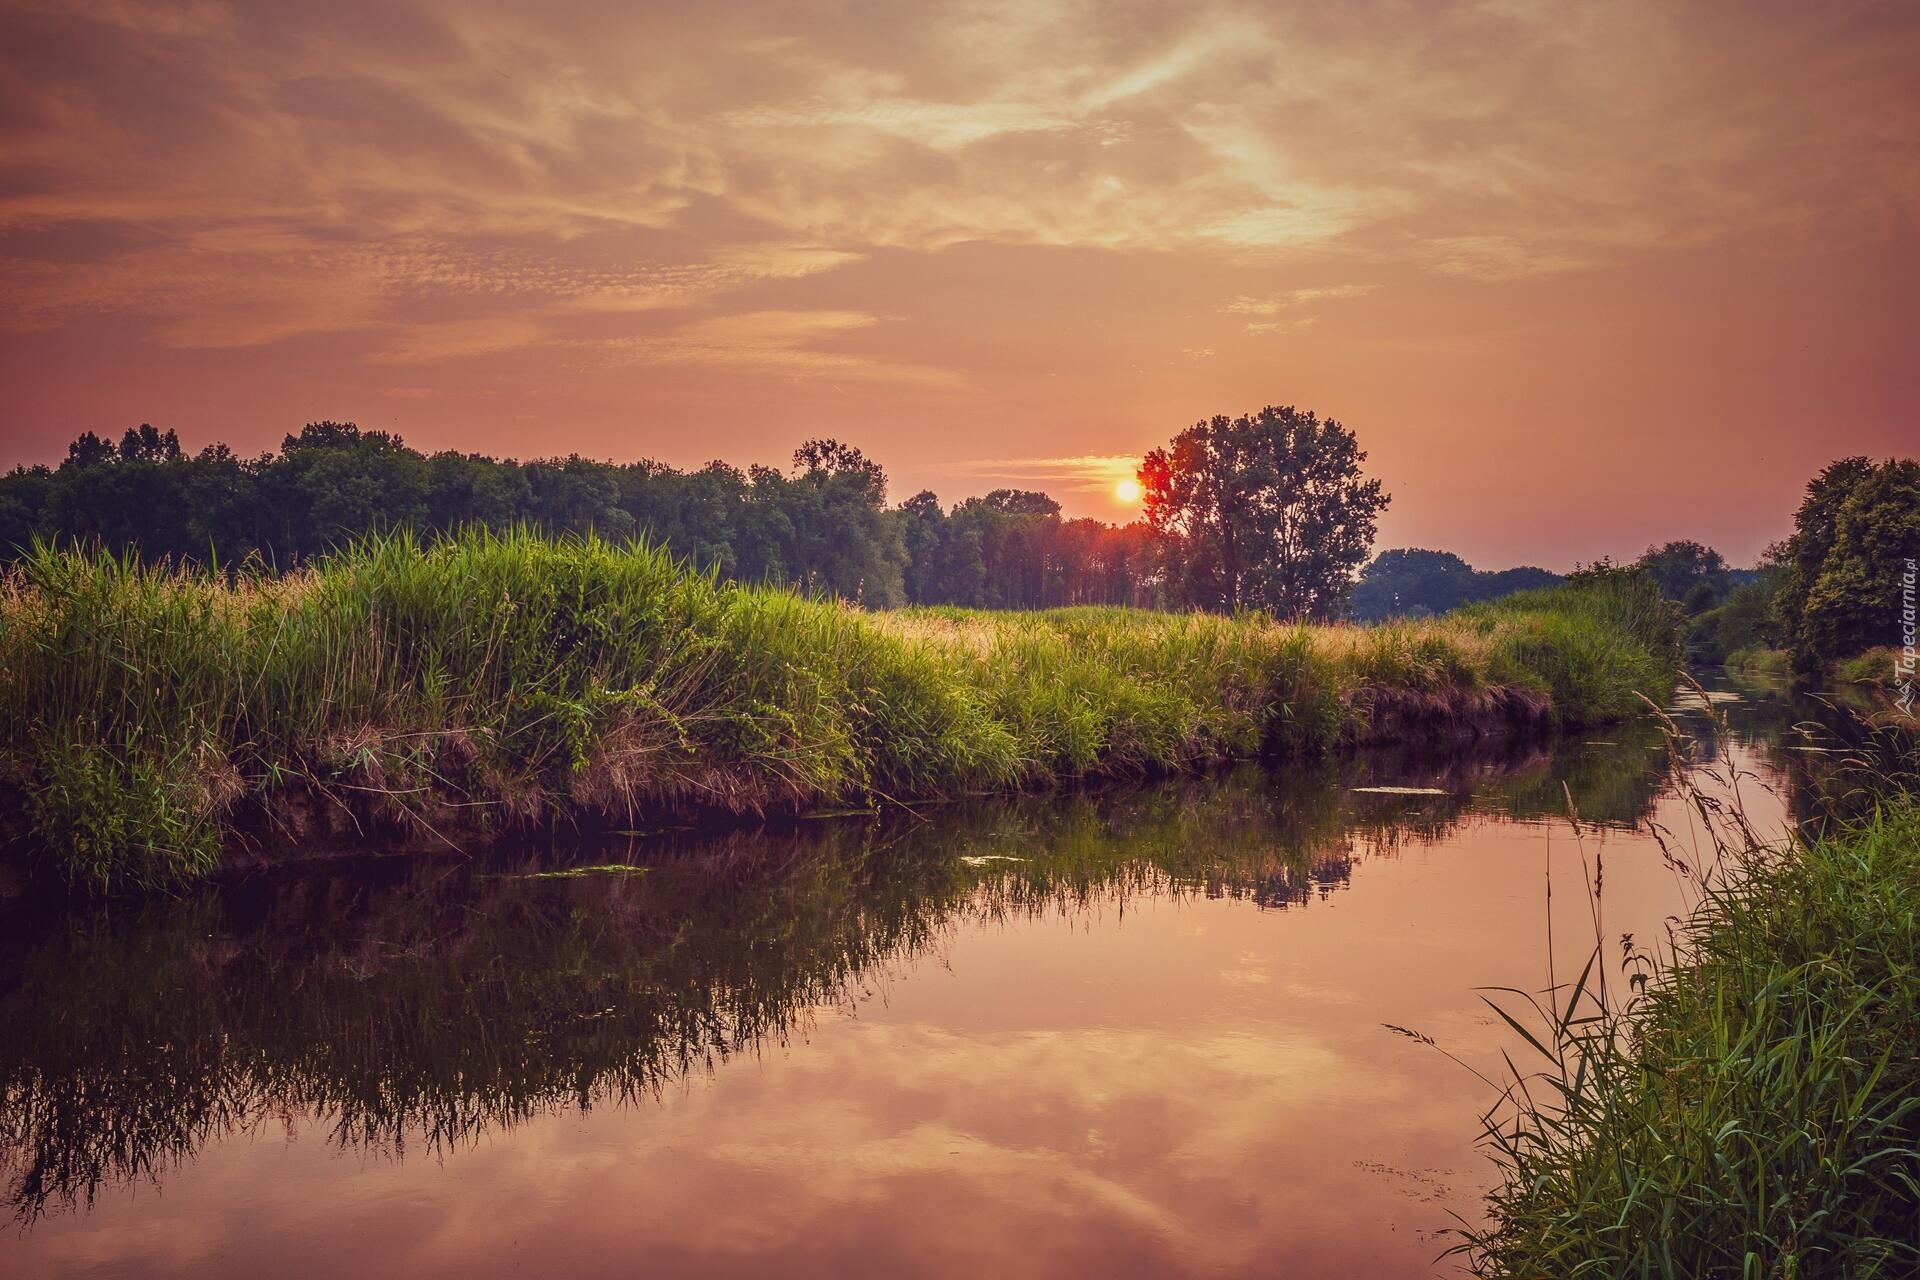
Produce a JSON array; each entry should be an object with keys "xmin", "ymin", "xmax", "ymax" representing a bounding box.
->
[
  {"xmin": 1721, "ymin": 664, "xmax": 1920, "ymax": 831},
  {"xmin": 0, "ymin": 736, "xmax": 1678, "ymax": 1224}
]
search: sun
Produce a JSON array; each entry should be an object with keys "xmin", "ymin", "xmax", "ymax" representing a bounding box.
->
[{"xmin": 1114, "ymin": 477, "xmax": 1143, "ymax": 504}]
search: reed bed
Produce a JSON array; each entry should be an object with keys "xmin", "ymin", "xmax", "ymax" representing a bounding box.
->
[
  {"xmin": 1456, "ymin": 700, "xmax": 1920, "ymax": 1277},
  {"xmin": 0, "ymin": 530, "xmax": 1679, "ymax": 891}
]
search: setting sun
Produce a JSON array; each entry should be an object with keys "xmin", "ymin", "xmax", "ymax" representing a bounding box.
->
[{"xmin": 1115, "ymin": 477, "xmax": 1143, "ymax": 504}]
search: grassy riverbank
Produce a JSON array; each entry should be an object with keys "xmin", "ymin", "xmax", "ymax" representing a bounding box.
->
[
  {"xmin": 0, "ymin": 530, "xmax": 1679, "ymax": 891},
  {"xmin": 1462, "ymin": 789, "xmax": 1920, "ymax": 1274}
]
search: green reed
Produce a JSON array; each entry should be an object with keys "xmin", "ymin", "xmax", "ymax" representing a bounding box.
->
[
  {"xmin": 1455, "ymin": 699, "xmax": 1920, "ymax": 1277},
  {"xmin": 0, "ymin": 528, "xmax": 1680, "ymax": 892}
]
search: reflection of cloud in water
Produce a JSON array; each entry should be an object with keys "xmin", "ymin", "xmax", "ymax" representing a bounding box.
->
[{"xmin": 0, "ymin": 726, "xmax": 1801, "ymax": 1278}]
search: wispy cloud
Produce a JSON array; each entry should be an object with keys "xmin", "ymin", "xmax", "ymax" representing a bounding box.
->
[
  {"xmin": 934, "ymin": 454, "xmax": 1142, "ymax": 494},
  {"xmin": 1223, "ymin": 284, "xmax": 1373, "ymax": 334},
  {"xmin": 1225, "ymin": 285, "xmax": 1377, "ymax": 316},
  {"xmin": 593, "ymin": 311, "xmax": 964, "ymax": 386}
]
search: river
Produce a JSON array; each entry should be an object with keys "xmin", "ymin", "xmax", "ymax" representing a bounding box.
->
[{"xmin": 0, "ymin": 675, "xmax": 1811, "ymax": 1278}]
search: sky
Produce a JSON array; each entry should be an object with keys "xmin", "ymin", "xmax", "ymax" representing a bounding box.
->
[{"xmin": 0, "ymin": 0, "xmax": 1914, "ymax": 570}]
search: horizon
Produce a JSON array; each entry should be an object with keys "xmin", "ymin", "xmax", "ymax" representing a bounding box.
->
[{"xmin": 3, "ymin": 1, "xmax": 1916, "ymax": 571}]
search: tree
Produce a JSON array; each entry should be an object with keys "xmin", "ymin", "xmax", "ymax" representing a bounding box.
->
[
  {"xmin": 1351, "ymin": 549, "xmax": 1476, "ymax": 619},
  {"xmin": 1797, "ymin": 460, "xmax": 1920, "ymax": 668},
  {"xmin": 1690, "ymin": 568, "xmax": 1784, "ymax": 662},
  {"xmin": 1140, "ymin": 405, "xmax": 1388, "ymax": 619},
  {"xmin": 0, "ymin": 465, "xmax": 53, "ymax": 556},
  {"xmin": 898, "ymin": 490, "xmax": 948, "ymax": 603},
  {"xmin": 524, "ymin": 455, "xmax": 633, "ymax": 540},
  {"xmin": 118, "ymin": 424, "xmax": 183, "ymax": 463},
  {"xmin": 976, "ymin": 489, "xmax": 1062, "ymax": 518},
  {"xmin": 1774, "ymin": 458, "xmax": 1875, "ymax": 651},
  {"xmin": 1635, "ymin": 539, "xmax": 1730, "ymax": 613},
  {"xmin": 63, "ymin": 432, "xmax": 116, "ymax": 470},
  {"xmin": 0, "ymin": 423, "xmax": 1178, "ymax": 613},
  {"xmin": 1771, "ymin": 457, "xmax": 1920, "ymax": 673},
  {"xmin": 1350, "ymin": 548, "xmax": 1561, "ymax": 621},
  {"xmin": 787, "ymin": 439, "xmax": 906, "ymax": 605},
  {"xmin": 267, "ymin": 422, "xmax": 429, "ymax": 557}
]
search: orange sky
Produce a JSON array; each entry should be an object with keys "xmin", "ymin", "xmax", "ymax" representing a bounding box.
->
[{"xmin": 1, "ymin": 0, "xmax": 1914, "ymax": 569}]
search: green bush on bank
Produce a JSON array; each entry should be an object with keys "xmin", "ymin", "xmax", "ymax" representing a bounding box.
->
[{"xmin": 0, "ymin": 529, "xmax": 1681, "ymax": 892}]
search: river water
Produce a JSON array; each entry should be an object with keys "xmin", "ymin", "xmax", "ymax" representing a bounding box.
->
[{"xmin": 0, "ymin": 678, "xmax": 1809, "ymax": 1278}]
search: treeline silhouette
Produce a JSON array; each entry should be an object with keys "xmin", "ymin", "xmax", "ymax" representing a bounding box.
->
[
  {"xmin": 1349, "ymin": 548, "xmax": 1561, "ymax": 621},
  {"xmin": 0, "ymin": 423, "xmax": 1160, "ymax": 609}
]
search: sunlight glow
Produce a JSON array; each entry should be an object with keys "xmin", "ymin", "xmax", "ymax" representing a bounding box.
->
[{"xmin": 1115, "ymin": 477, "xmax": 1142, "ymax": 503}]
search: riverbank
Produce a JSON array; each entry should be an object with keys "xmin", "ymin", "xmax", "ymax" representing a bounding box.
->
[
  {"xmin": 1729, "ymin": 644, "xmax": 1914, "ymax": 730},
  {"xmin": 1461, "ymin": 793, "xmax": 1920, "ymax": 1276},
  {"xmin": 0, "ymin": 531, "xmax": 1680, "ymax": 891}
]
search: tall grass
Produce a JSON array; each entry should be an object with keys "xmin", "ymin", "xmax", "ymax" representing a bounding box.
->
[
  {"xmin": 1456, "ymin": 698, "xmax": 1920, "ymax": 1277},
  {"xmin": 0, "ymin": 529, "xmax": 1680, "ymax": 892}
]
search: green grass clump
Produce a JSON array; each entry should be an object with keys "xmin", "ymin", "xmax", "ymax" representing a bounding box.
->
[
  {"xmin": 1728, "ymin": 644, "xmax": 1794, "ymax": 683},
  {"xmin": 0, "ymin": 529, "xmax": 1680, "ymax": 892},
  {"xmin": 1461, "ymin": 804, "xmax": 1920, "ymax": 1278},
  {"xmin": 1456, "ymin": 569, "xmax": 1684, "ymax": 726}
]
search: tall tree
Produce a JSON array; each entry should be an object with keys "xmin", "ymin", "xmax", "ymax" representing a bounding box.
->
[
  {"xmin": 1795, "ymin": 459, "xmax": 1920, "ymax": 668},
  {"xmin": 1774, "ymin": 457, "xmax": 1876, "ymax": 660},
  {"xmin": 788, "ymin": 439, "xmax": 906, "ymax": 605},
  {"xmin": 1762, "ymin": 456, "xmax": 1920, "ymax": 673},
  {"xmin": 1140, "ymin": 405, "xmax": 1388, "ymax": 619}
]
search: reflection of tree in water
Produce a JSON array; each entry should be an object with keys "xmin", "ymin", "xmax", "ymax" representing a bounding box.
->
[
  {"xmin": 0, "ymin": 730, "xmax": 1682, "ymax": 1224},
  {"xmin": 1694, "ymin": 672, "xmax": 1918, "ymax": 832}
]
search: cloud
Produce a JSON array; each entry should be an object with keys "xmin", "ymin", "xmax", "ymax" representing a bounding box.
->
[
  {"xmin": 368, "ymin": 315, "xmax": 551, "ymax": 363},
  {"xmin": 0, "ymin": 0, "xmax": 1914, "ymax": 380},
  {"xmin": 935, "ymin": 454, "xmax": 1142, "ymax": 494},
  {"xmin": 1423, "ymin": 235, "xmax": 1604, "ymax": 281},
  {"xmin": 594, "ymin": 310, "xmax": 963, "ymax": 386},
  {"xmin": 1224, "ymin": 284, "xmax": 1371, "ymax": 334},
  {"xmin": 1225, "ymin": 286, "xmax": 1377, "ymax": 316},
  {"xmin": 1242, "ymin": 317, "xmax": 1317, "ymax": 337}
]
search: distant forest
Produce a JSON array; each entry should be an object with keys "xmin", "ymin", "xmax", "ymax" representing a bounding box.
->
[
  {"xmin": 1347, "ymin": 549, "xmax": 1561, "ymax": 621},
  {"xmin": 0, "ymin": 423, "xmax": 1156, "ymax": 610},
  {"xmin": 0, "ymin": 420, "xmax": 1563, "ymax": 618}
]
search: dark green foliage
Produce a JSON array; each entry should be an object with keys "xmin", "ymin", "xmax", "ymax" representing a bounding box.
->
[
  {"xmin": 0, "ymin": 425, "xmax": 1173, "ymax": 609},
  {"xmin": 0, "ymin": 425, "xmax": 916, "ymax": 604},
  {"xmin": 1634, "ymin": 538, "xmax": 1732, "ymax": 611},
  {"xmin": 1775, "ymin": 456, "xmax": 1920, "ymax": 673},
  {"xmin": 1350, "ymin": 548, "xmax": 1561, "ymax": 621},
  {"xmin": 1690, "ymin": 569, "xmax": 1785, "ymax": 663},
  {"xmin": 1140, "ymin": 404, "xmax": 1390, "ymax": 619},
  {"xmin": 895, "ymin": 486, "xmax": 1159, "ymax": 609}
]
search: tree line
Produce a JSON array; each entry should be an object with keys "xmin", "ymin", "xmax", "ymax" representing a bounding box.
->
[
  {"xmin": 0, "ymin": 422, "xmax": 1174, "ymax": 610},
  {"xmin": 7, "ymin": 419, "xmax": 1903, "ymax": 651},
  {"xmin": 1348, "ymin": 549, "xmax": 1562, "ymax": 621},
  {"xmin": 0, "ymin": 406, "xmax": 1401, "ymax": 618},
  {"xmin": 1568, "ymin": 458, "xmax": 1917, "ymax": 677}
]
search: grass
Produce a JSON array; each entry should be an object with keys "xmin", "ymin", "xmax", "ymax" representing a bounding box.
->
[
  {"xmin": 0, "ymin": 529, "xmax": 1680, "ymax": 892},
  {"xmin": 1728, "ymin": 644, "xmax": 1795, "ymax": 683},
  {"xmin": 1456, "ymin": 700, "xmax": 1920, "ymax": 1278}
]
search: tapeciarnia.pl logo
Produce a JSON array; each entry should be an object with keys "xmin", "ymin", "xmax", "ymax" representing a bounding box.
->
[{"xmin": 1899, "ymin": 558, "xmax": 1916, "ymax": 717}]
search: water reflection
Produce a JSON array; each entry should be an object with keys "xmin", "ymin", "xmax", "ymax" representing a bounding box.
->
[{"xmin": 0, "ymin": 709, "xmax": 1804, "ymax": 1277}]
